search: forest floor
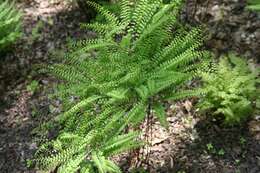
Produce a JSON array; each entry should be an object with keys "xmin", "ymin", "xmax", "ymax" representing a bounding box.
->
[{"xmin": 0, "ymin": 0, "xmax": 259, "ymax": 173}]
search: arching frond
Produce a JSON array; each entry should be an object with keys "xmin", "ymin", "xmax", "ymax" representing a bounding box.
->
[
  {"xmin": 0, "ymin": 0, "xmax": 22, "ymax": 50},
  {"xmin": 36, "ymin": 0, "xmax": 211, "ymax": 172}
]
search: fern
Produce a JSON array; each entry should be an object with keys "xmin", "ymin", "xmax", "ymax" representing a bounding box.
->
[
  {"xmin": 198, "ymin": 54, "xmax": 259, "ymax": 125},
  {"xmin": 36, "ymin": 105, "xmax": 141, "ymax": 172},
  {"xmin": 94, "ymin": 1, "xmax": 121, "ymax": 23},
  {"xmin": 0, "ymin": 0, "xmax": 22, "ymax": 50},
  {"xmin": 247, "ymin": 0, "xmax": 260, "ymax": 11},
  {"xmin": 36, "ymin": 0, "xmax": 211, "ymax": 172}
]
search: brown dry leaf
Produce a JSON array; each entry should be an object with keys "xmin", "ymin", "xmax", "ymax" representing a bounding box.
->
[
  {"xmin": 249, "ymin": 120, "xmax": 260, "ymax": 132},
  {"xmin": 183, "ymin": 100, "xmax": 193, "ymax": 113}
]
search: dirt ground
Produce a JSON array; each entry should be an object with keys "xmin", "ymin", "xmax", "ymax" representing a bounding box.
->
[{"xmin": 0, "ymin": 0, "xmax": 259, "ymax": 173}]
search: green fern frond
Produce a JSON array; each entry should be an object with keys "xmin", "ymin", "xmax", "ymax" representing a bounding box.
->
[
  {"xmin": 36, "ymin": 0, "xmax": 212, "ymax": 172},
  {"xmin": 36, "ymin": 144, "xmax": 82, "ymax": 170},
  {"xmin": 56, "ymin": 95, "xmax": 101, "ymax": 123},
  {"xmin": 57, "ymin": 152, "xmax": 86, "ymax": 173},
  {"xmin": 199, "ymin": 54, "xmax": 259, "ymax": 125},
  {"xmin": 126, "ymin": 102, "xmax": 147, "ymax": 126},
  {"xmin": 80, "ymin": 23, "xmax": 112, "ymax": 34},
  {"xmin": 247, "ymin": 0, "xmax": 260, "ymax": 11},
  {"xmin": 153, "ymin": 102, "xmax": 168, "ymax": 128},
  {"xmin": 119, "ymin": 0, "xmax": 132, "ymax": 24},
  {"xmin": 102, "ymin": 131, "xmax": 141, "ymax": 156},
  {"xmin": 0, "ymin": 0, "xmax": 22, "ymax": 50},
  {"xmin": 92, "ymin": 152, "xmax": 121, "ymax": 173},
  {"xmin": 47, "ymin": 64, "xmax": 87, "ymax": 82},
  {"xmin": 85, "ymin": 1, "xmax": 119, "ymax": 25},
  {"xmin": 166, "ymin": 89, "xmax": 205, "ymax": 100}
]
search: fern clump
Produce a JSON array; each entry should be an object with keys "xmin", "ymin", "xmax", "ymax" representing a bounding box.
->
[
  {"xmin": 199, "ymin": 54, "xmax": 259, "ymax": 125},
  {"xmin": 247, "ymin": 0, "xmax": 260, "ymax": 11},
  {"xmin": 0, "ymin": 0, "xmax": 22, "ymax": 51},
  {"xmin": 36, "ymin": 0, "xmax": 211, "ymax": 172}
]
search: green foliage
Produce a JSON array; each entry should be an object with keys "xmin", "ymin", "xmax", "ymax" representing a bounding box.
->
[
  {"xmin": 31, "ymin": 20, "xmax": 44, "ymax": 41},
  {"xmin": 199, "ymin": 54, "xmax": 259, "ymax": 125},
  {"xmin": 0, "ymin": 0, "xmax": 22, "ymax": 50},
  {"xmin": 247, "ymin": 0, "xmax": 260, "ymax": 11},
  {"xmin": 206, "ymin": 143, "xmax": 214, "ymax": 151},
  {"xmin": 26, "ymin": 80, "xmax": 39, "ymax": 94},
  {"xmin": 206, "ymin": 143, "xmax": 225, "ymax": 156},
  {"xmin": 217, "ymin": 149, "xmax": 225, "ymax": 156},
  {"xmin": 239, "ymin": 137, "xmax": 246, "ymax": 145},
  {"xmin": 36, "ymin": 0, "xmax": 211, "ymax": 172},
  {"xmin": 131, "ymin": 167, "xmax": 149, "ymax": 173},
  {"xmin": 26, "ymin": 159, "xmax": 33, "ymax": 168},
  {"xmin": 94, "ymin": 1, "xmax": 120, "ymax": 23}
]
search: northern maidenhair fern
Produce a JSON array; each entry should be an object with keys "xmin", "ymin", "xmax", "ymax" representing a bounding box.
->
[
  {"xmin": 198, "ymin": 54, "xmax": 259, "ymax": 125},
  {"xmin": 247, "ymin": 0, "xmax": 260, "ymax": 11},
  {"xmin": 0, "ymin": 0, "xmax": 22, "ymax": 50},
  {"xmin": 36, "ymin": 0, "xmax": 211, "ymax": 172}
]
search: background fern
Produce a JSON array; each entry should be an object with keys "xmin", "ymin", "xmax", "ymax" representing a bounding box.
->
[
  {"xmin": 198, "ymin": 54, "xmax": 259, "ymax": 125},
  {"xmin": 36, "ymin": 0, "xmax": 211, "ymax": 172},
  {"xmin": 0, "ymin": 0, "xmax": 22, "ymax": 51},
  {"xmin": 247, "ymin": 0, "xmax": 260, "ymax": 11}
]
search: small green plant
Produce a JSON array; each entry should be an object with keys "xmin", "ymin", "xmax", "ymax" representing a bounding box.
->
[
  {"xmin": 199, "ymin": 54, "xmax": 259, "ymax": 125},
  {"xmin": 247, "ymin": 0, "xmax": 260, "ymax": 11},
  {"xmin": 0, "ymin": 0, "xmax": 22, "ymax": 50},
  {"xmin": 235, "ymin": 159, "xmax": 240, "ymax": 164},
  {"xmin": 36, "ymin": 0, "xmax": 211, "ymax": 172},
  {"xmin": 206, "ymin": 143, "xmax": 225, "ymax": 156},
  {"xmin": 31, "ymin": 108, "xmax": 38, "ymax": 118},
  {"xmin": 26, "ymin": 159, "xmax": 33, "ymax": 168},
  {"xmin": 206, "ymin": 143, "xmax": 214, "ymax": 151},
  {"xmin": 239, "ymin": 137, "xmax": 247, "ymax": 145},
  {"xmin": 217, "ymin": 148, "xmax": 225, "ymax": 156},
  {"xmin": 31, "ymin": 20, "xmax": 44, "ymax": 41},
  {"xmin": 26, "ymin": 80, "xmax": 39, "ymax": 94}
]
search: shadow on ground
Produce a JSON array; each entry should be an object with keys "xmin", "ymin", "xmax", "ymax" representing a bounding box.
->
[
  {"xmin": 0, "ymin": 3, "xmax": 91, "ymax": 172},
  {"xmin": 156, "ymin": 119, "xmax": 260, "ymax": 173}
]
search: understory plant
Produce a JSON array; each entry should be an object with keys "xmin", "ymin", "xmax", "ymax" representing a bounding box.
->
[
  {"xmin": 94, "ymin": 1, "xmax": 120, "ymax": 22},
  {"xmin": 247, "ymin": 0, "xmax": 260, "ymax": 11},
  {"xmin": 36, "ymin": 0, "xmax": 211, "ymax": 172},
  {"xmin": 199, "ymin": 54, "xmax": 259, "ymax": 125},
  {"xmin": 75, "ymin": 0, "xmax": 111, "ymax": 20},
  {"xmin": 0, "ymin": 0, "xmax": 22, "ymax": 51}
]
